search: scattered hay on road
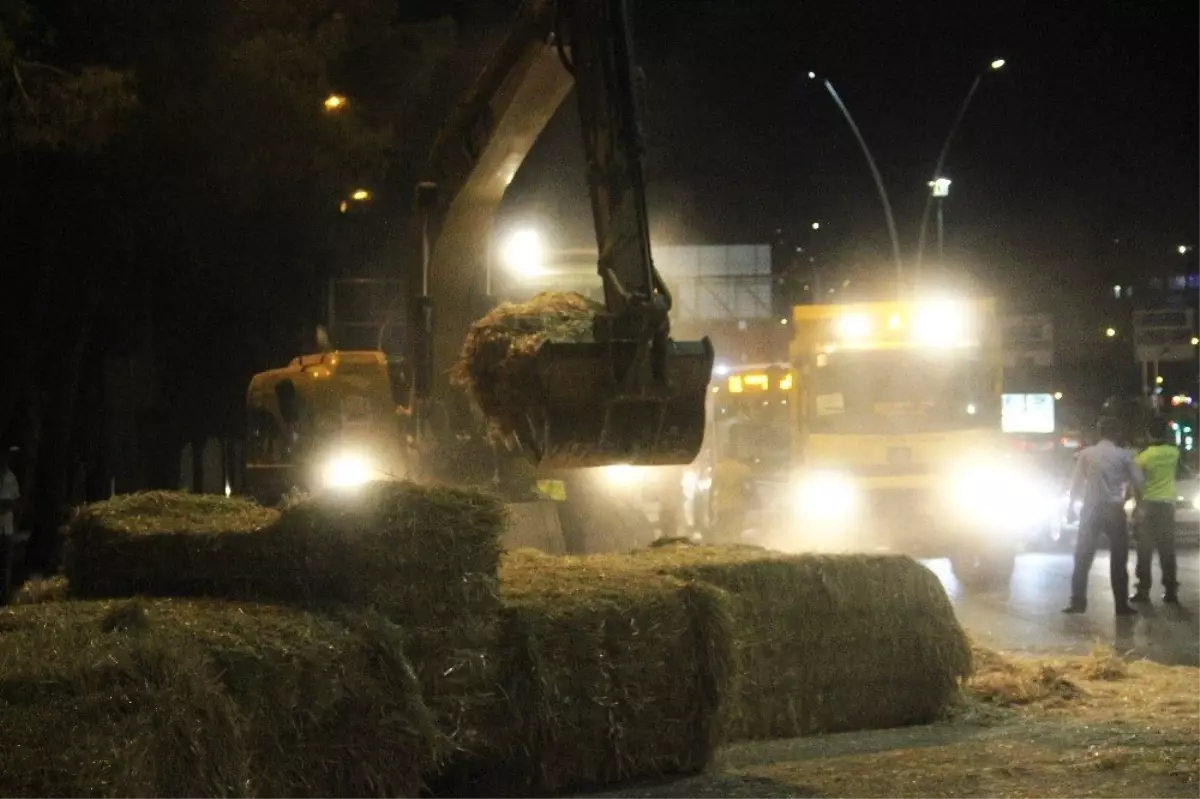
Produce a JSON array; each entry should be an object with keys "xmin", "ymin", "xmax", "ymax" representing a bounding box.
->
[
  {"xmin": 8, "ymin": 575, "xmax": 69, "ymax": 605},
  {"xmin": 64, "ymin": 484, "xmax": 506, "ymax": 627},
  {"xmin": 0, "ymin": 598, "xmax": 440, "ymax": 798},
  {"xmin": 452, "ymin": 291, "xmax": 600, "ymax": 441}
]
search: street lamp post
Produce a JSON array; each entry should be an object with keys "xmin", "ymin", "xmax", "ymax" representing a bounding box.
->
[
  {"xmin": 929, "ymin": 177, "xmax": 952, "ymax": 266},
  {"xmin": 914, "ymin": 58, "xmax": 1006, "ymax": 275},
  {"xmin": 808, "ymin": 73, "xmax": 904, "ymax": 285}
]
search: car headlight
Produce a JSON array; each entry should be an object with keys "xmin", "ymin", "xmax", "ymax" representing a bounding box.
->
[
  {"xmin": 793, "ymin": 470, "xmax": 859, "ymax": 521},
  {"xmin": 323, "ymin": 454, "xmax": 373, "ymax": 489}
]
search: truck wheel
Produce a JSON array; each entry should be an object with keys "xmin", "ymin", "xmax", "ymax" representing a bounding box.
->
[{"xmin": 951, "ymin": 550, "xmax": 1016, "ymax": 589}]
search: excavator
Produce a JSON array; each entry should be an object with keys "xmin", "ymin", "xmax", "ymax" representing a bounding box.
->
[{"xmin": 244, "ymin": 0, "xmax": 713, "ymax": 549}]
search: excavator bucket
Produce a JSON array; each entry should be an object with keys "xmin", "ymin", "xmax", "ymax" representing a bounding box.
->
[{"xmin": 520, "ymin": 337, "xmax": 714, "ymax": 469}]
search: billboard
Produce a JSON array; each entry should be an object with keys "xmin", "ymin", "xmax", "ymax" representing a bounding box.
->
[
  {"xmin": 1001, "ymin": 313, "xmax": 1054, "ymax": 368},
  {"xmin": 1002, "ymin": 393, "xmax": 1056, "ymax": 434},
  {"xmin": 1133, "ymin": 308, "xmax": 1195, "ymax": 363}
]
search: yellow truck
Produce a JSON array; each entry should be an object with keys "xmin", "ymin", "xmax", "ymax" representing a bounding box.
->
[
  {"xmin": 686, "ymin": 296, "xmax": 1057, "ymax": 586},
  {"xmin": 786, "ymin": 295, "xmax": 1058, "ymax": 585}
]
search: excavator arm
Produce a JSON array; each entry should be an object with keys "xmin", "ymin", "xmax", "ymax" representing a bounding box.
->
[{"xmin": 411, "ymin": 0, "xmax": 713, "ymax": 469}]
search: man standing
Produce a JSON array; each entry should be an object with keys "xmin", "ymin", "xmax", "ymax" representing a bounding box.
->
[
  {"xmin": 1131, "ymin": 417, "xmax": 1180, "ymax": 605},
  {"xmin": 1064, "ymin": 417, "xmax": 1144, "ymax": 615}
]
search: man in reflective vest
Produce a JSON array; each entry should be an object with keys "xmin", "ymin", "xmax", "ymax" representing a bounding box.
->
[{"xmin": 1131, "ymin": 416, "xmax": 1181, "ymax": 605}]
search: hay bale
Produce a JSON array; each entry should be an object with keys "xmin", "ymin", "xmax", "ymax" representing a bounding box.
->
[
  {"xmin": 64, "ymin": 484, "xmax": 505, "ymax": 627},
  {"xmin": 451, "ymin": 291, "xmax": 600, "ymax": 440},
  {"xmin": 274, "ymin": 481, "xmax": 505, "ymax": 624},
  {"xmin": 0, "ymin": 598, "xmax": 440, "ymax": 798},
  {"xmin": 650, "ymin": 547, "xmax": 972, "ymax": 739},
  {"xmin": 437, "ymin": 554, "xmax": 735, "ymax": 796},
  {"xmin": 64, "ymin": 492, "xmax": 281, "ymax": 599},
  {"xmin": 506, "ymin": 546, "xmax": 973, "ymax": 742}
]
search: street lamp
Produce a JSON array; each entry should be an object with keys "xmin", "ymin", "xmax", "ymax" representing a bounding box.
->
[
  {"xmin": 811, "ymin": 221, "xmax": 821, "ymax": 230},
  {"xmin": 350, "ymin": 189, "xmax": 371, "ymax": 201},
  {"xmin": 914, "ymin": 58, "xmax": 1008, "ymax": 273},
  {"xmin": 1179, "ymin": 244, "xmax": 1193, "ymax": 255},
  {"xmin": 500, "ymin": 228, "xmax": 545, "ymax": 278},
  {"xmin": 323, "ymin": 94, "xmax": 347, "ymax": 112},
  {"xmin": 1105, "ymin": 327, "xmax": 1117, "ymax": 338},
  {"xmin": 806, "ymin": 70, "xmax": 904, "ymax": 283}
]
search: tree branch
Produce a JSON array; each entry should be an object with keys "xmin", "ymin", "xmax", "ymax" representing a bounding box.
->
[
  {"xmin": 11, "ymin": 61, "xmax": 32, "ymax": 106},
  {"xmin": 14, "ymin": 58, "xmax": 73, "ymax": 78}
]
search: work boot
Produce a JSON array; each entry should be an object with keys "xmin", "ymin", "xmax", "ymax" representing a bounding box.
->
[
  {"xmin": 1114, "ymin": 603, "xmax": 1138, "ymax": 616},
  {"xmin": 1163, "ymin": 591, "xmax": 1180, "ymax": 606},
  {"xmin": 1062, "ymin": 601, "xmax": 1087, "ymax": 614},
  {"xmin": 1129, "ymin": 591, "xmax": 1151, "ymax": 604}
]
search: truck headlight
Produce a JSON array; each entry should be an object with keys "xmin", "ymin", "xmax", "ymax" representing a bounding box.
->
[
  {"xmin": 323, "ymin": 453, "xmax": 373, "ymax": 489},
  {"xmin": 947, "ymin": 462, "xmax": 1053, "ymax": 529},
  {"xmin": 793, "ymin": 470, "xmax": 858, "ymax": 521}
]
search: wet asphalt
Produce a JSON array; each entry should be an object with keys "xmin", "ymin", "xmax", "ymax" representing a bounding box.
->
[{"xmin": 923, "ymin": 546, "xmax": 1200, "ymax": 667}]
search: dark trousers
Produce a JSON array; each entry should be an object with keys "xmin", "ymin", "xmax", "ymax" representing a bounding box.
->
[
  {"xmin": 1071, "ymin": 502, "xmax": 1129, "ymax": 607},
  {"xmin": 1134, "ymin": 501, "xmax": 1177, "ymax": 596}
]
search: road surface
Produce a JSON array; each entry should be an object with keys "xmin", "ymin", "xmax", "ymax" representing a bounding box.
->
[{"xmin": 923, "ymin": 546, "xmax": 1199, "ymax": 666}]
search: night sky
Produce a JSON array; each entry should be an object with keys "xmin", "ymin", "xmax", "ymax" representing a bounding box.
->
[{"xmin": 502, "ymin": 0, "xmax": 1198, "ymax": 296}]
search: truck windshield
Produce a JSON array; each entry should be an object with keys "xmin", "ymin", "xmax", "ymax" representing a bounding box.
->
[
  {"xmin": 713, "ymin": 394, "xmax": 791, "ymax": 474},
  {"xmin": 808, "ymin": 350, "xmax": 995, "ymax": 435}
]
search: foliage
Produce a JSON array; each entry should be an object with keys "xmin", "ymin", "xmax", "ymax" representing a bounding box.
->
[{"xmin": 0, "ymin": 1, "xmax": 136, "ymax": 153}]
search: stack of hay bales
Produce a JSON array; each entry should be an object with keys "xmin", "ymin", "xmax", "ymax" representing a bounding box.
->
[
  {"xmin": 435, "ymin": 549, "xmax": 734, "ymax": 797},
  {"xmin": 0, "ymin": 598, "xmax": 439, "ymax": 798},
  {"xmin": 451, "ymin": 291, "xmax": 600, "ymax": 441},
  {"xmin": 64, "ymin": 485, "xmax": 504, "ymax": 624},
  {"xmin": 598, "ymin": 545, "xmax": 974, "ymax": 740},
  {"xmin": 63, "ymin": 485, "xmax": 509, "ymax": 765}
]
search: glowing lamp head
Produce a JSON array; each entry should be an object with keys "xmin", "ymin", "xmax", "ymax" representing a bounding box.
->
[{"xmin": 500, "ymin": 228, "xmax": 545, "ymax": 277}]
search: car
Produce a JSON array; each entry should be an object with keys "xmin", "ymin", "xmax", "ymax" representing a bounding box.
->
[{"xmin": 1040, "ymin": 459, "xmax": 1199, "ymax": 551}]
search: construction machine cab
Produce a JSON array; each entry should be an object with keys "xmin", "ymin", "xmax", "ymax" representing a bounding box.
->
[{"xmin": 244, "ymin": 351, "xmax": 408, "ymax": 503}]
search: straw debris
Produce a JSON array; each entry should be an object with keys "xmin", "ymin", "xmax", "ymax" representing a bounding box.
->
[
  {"xmin": 9, "ymin": 575, "xmax": 69, "ymax": 605},
  {"xmin": 0, "ymin": 598, "xmax": 441, "ymax": 798},
  {"xmin": 451, "ymin": 291, "xmax": 601, "ymax": 440},
  {"xmin": 64, "ymin": 485, "xmax": 506, "ymax": 626}
]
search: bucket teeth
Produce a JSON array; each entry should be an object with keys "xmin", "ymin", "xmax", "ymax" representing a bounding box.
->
[{"xmin": 517, "ymin": 337, "xmax": 714, "ymax": 469}]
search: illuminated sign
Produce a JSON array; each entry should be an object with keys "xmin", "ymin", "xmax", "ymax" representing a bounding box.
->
[
  {"xmin": 727, "ymin": 372, "xmax": 793, "ymax": 394},
  {"xmin": 1001, "ymin": 393, "xmax": 1056, "ymax": 434}
]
